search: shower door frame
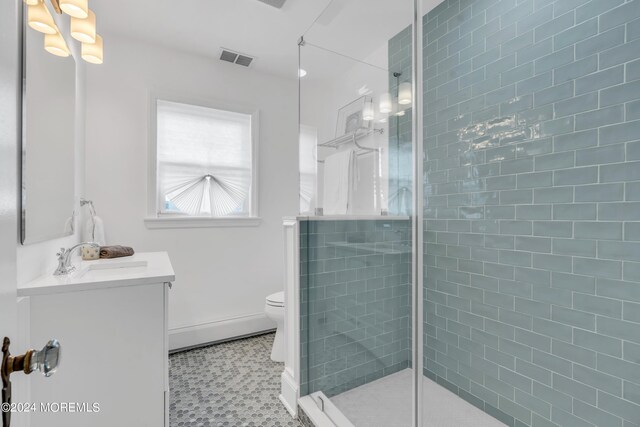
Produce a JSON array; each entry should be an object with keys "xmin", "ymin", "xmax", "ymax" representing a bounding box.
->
[{"xmin": 410, "ymin": 0, "xmax": 425, "ymax": 425}]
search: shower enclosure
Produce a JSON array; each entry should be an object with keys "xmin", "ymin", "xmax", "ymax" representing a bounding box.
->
[{"xmin": 296, "ymin": 0, "xmax": 640, "ymax": 426}]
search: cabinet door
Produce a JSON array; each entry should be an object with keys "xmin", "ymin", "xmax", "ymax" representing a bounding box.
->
[{"xmin": 29, "ymin": 284, "xmax": 166, "ymax": 427}]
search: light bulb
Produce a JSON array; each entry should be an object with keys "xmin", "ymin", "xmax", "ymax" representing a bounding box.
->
[
  {"xmin": 82, "ymin": 34, "xmax": 103, "ymax": 64},
  {"xmin": 298, "ymin": 69, "xmax": 307, "ymax": 78},
  {"xmin": 60, "ymin": 0, "xmax": 88, "ymax": 18},
  {"xmin": 44, "ymin": 32, "xmax": 70, "ymax": 57},
  {"xmin": 363, "ymin": 99, "xmax": 374, "ymax": 121},
  {"xmin": 379, "ymin": 93, "xmax": 392, "ymax": 114},
  {"xmin": 28, "ymin": 1, "xmax": 57, "ymax": 34},
  {"xmin": 71, "ymin": 9, "xmax": 96, "ymax": 43},
  {"xmin": 398, "ymin": 82, "xmax": 412, "ymax": 105}
]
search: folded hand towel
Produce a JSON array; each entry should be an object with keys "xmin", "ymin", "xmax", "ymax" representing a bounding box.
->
[{"xmin": 99, "ymin": 245, "xmax": 135, "ymax": 259}]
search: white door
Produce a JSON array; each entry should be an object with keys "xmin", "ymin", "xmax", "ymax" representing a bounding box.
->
[{"xmin": 1, "ymin": 0, "xmax": 27, "ymax": 425}]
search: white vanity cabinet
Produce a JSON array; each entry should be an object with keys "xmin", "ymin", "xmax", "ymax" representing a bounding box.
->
[{"xmin": 18, "ymin": 252, "xmax": 175, "ymax": 427}]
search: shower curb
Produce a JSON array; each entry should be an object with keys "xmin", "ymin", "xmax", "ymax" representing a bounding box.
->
[{"xmin": 297, "ymin": 404, "xmax": 315, "ymax": 427}]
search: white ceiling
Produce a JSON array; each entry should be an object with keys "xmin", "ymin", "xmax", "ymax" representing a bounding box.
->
[
  {"xmin": 92, "ymin": 0, "xmax": 328, "ymax": 79},
  {"xmin": 303, "ymin": 0, "xmax": 414, "ymax": 69},
  {"xmin": 92, "ymin": 0, "xmax": 444, "ymax": 80}
]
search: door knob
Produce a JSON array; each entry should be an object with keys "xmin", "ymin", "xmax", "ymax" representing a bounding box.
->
[{"xmin": 1, "ymin": 337, "xmax": 61, "ymax": 427}]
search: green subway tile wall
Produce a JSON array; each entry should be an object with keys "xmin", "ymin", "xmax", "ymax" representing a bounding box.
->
[
  {"xmin": 299, "ymin": 219, "xmax": 412, "ymax": 397},
  {"xmin": 419, "ymin": 0, "xmax": 640, "ymax": 426}
]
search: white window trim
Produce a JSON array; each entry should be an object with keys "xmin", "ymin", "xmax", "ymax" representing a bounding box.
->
[
  {"xmin": 146, "ymin": 92, "xmax": 260, "ymax": 229},
  {"xmin": 144, "ymin": 216, "xmax": 262, "ymax": 229}
]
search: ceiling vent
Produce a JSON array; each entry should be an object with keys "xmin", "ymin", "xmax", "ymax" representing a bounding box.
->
[
  {"xmin": 256, "ymin": 0, "xmax": 286, "ymax": 8},
  {"xmin": 219, "ymin": 48, "xmax": 255, "ymax": 67}
]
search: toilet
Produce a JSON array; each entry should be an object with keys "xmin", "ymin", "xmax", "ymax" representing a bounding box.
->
[{"xmin": 264, "ymin": 291, "xmax": 285, "ymax": 362}]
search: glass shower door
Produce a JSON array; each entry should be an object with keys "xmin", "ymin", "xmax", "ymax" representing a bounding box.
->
[
  {"xmin": 298, "ymin": 1, "xmax": 417, "ymax": 425},
  {"xmin": 299, "ymin": 0, "xmax": 640, "ymax": 426}
]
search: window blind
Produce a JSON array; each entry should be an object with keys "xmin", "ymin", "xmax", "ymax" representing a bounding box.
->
[{"xmin": 156, "ymin": 100, "xmax": 253, "ymax": 216}]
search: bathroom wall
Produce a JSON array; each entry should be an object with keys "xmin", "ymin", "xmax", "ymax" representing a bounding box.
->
[
  {"xmin": 418, "ymin": 0, "xmax": 640, "ymax": 426},
  {"xmin": 84, "ymin": 35, "xmax": 299, "ymax": 349},
  {"xmin": 300, "ymin": 218, "xmax": 411, "ymax": 397}
]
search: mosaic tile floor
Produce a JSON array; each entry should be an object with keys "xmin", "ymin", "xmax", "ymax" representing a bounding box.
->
[{"xmin": 170, "ymin": 333, "xmax": 302, "ymax": 427}]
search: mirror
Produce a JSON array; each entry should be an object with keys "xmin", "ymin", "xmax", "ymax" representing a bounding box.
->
[{"xmin": 21, "ymin": 4, "xmax": 76, "ymax": 244}]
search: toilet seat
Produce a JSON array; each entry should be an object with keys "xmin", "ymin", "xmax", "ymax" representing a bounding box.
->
[{"xmin": 266, "ymin": 291, "xmax": 284, "ymax": 307}]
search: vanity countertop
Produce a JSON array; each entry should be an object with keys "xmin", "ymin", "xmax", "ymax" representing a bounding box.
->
[{"xmin": 18, "ymin": 251, "xmax": 175, "ymax": 297}]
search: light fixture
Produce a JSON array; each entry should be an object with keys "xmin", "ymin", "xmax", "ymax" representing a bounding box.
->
[
  {"xmin": 81, "ymin": 34, "xmax": 103, "ymax": 64},
  {"xmin": 71, "ymin": 8, "xmax": 96, "ymax": 43},
  {"xmin": 378, "ymin": 117, "xmax": 387, "ymax": 123},
  {"xmin": 25, "ymin": 0, "xmax": 105, "ymax": 64},
  {"xmin": 398, "ymin": 82, "xmax": 412, "ymax": 105},
  {"xmin": 396, "ymin": 109, "xmax": 406, "ymax": 117},
  {"xmin": 363, "ymin": 99, "xmax": 374, "ymax": 121},
  {"xmin": 60, "ymin": 0, "xmax": 88, "ymax": 18},
  {"xmin": 379, "ymin": 92, "xmax": 392, "ymax": 114},
  {"xmin": 44, "ymin": 32, "xmax": 70, "ymax": 57},
  {"xmin": 28, "ymin": 1, "xmax": 57, "ymax": 34},
  {"xmin": 298, "ymin": 68, "xmax": 307, "ymax": 78}
]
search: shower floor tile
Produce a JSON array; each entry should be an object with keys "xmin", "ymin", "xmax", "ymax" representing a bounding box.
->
[{"xmin": 331, "ymin": 369, "xmax": 506, "ymax": 427}]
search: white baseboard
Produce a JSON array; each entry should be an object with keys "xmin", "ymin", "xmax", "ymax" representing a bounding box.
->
[
  {"xmin": 279, "ymin": 394, "xmax": 296, "ymax": 418},
  {"xmin": 169, "ymin": 313, "xmax": 275, "ymax": 351},
  {"xmin": 280, "ymin": 369, "xmax": 298, "ymax": 417}
]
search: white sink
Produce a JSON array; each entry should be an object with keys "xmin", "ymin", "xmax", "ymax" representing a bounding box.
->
[{"xmin": 77, "ymin": 260, "xmax": 148, "ymax": 278}]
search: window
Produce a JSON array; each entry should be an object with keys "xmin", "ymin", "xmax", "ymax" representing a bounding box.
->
[{"xmin": 147, "ymin": 98, "xmax": 259, "ymax": 228}]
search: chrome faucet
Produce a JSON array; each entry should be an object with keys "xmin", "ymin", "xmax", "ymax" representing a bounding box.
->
[{"xmin": 53, "ymin": 242, "xmax": 100, "ymax": 276}]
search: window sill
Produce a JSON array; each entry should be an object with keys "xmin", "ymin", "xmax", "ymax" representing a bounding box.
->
[{"xmin": 144, "ymin": 216, "xmax": 262, "ymax": 229}]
